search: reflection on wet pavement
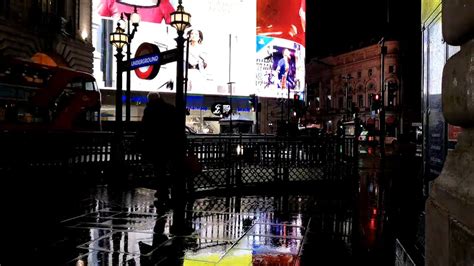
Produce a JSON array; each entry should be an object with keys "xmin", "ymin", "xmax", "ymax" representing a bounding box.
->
[{"xmin": 26, "ymin": 186, "xmax": 353, "ymax": 266}]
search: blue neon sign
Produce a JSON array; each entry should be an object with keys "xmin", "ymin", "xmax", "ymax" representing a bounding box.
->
[{"xmin": 130, "ymin": 54, "xmax": 160, "ymax": 70}]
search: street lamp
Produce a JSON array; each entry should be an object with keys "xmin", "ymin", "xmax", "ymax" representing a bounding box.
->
[
  {"xmin": 170, "ymin": 3, "xmax": 191, "ymax": 32},
  {"xmin": 120, "ymin": 7, "xmax": 141, "ymax": 124},
  {"xmin": 277, "ymin": 95, "xmax": 285, "ymax": 135},
  {"xmin": 110, "ymin": 22, "xmax": 128, "ymax": 130},
  {"xmin": 379, "ymin": 37, "xmax": 387, "ymax": 157},
  {"xmin": 228, "ymin": 82, "xmax": 234, "ymax": 134},
  {"xmin": 342, "ymin": 74, "xmax": 353, "ymax": 120},
  {"xmin": 286, "ymin": 84, "xmax": 290, "ymax": 129},
  {"xmin": 170, "ymin": 0, "xmax": 191, "ymax": 137},
  {"xmin": 109, "ymin": 22, "xmax": 128, "ymax": 179},
  {"xmin": 170, "ymin": 0, "xmax": 191, "ymax": 233}
]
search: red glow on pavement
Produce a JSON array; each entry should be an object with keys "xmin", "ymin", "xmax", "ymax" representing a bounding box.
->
[{"xmin": 369, "ymin": 218, "xmax": 376, "ymax": 230}]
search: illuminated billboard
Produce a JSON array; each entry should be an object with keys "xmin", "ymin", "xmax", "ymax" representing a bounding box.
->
[{"xmin": 92, "ymin": 0, "xmax": 305, "ymax": 99}]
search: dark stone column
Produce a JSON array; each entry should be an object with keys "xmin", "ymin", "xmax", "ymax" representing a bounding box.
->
[{"xmin": 425, "ymin": 1, "xmax": 474, "ymax": 265}]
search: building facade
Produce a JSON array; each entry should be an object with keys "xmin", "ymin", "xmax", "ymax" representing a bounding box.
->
[
  {"xmin": 0, "ymin": 0, "xmax": 94, "ymax": 73},
  {"xmin": 306, "ymin": 41, "xmax": 401, "ymax": 136}
]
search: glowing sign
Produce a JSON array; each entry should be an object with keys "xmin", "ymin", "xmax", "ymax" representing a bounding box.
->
[
  {"xmin": 211, "ymin": 103, "xmax": 231, "ymax": 116},
  {"xmin": 130, "ymin": 54, "xmax": 160, "ymax": 69},
  {"xmin": 93, "ymin": 0, "xmax": 306, "ymax": 98},
  {"xmin": 133, "ymin": 42, "xmax": 161, "ymax": 80}
]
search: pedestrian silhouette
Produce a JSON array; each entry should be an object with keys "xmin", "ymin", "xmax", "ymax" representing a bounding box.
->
[
  {"xmin": 139, "ymin": 200, "xmax": 196, "ymax": 265},
  {"xmin": 140, "ymin": 92, "xmax": 180, "ymax": 207}
]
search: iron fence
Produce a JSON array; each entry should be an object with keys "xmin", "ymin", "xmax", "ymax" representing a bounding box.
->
[
  {"xmin": 0, "ymin": 132, "xmax": 357, "ymax": 191},
  {"xmin": 187, "ymin": 134, "xmax": 357, "ymax": 191}
]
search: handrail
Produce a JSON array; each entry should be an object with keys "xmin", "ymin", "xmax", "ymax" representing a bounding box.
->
[{"xmin": 0, "ymin": 131, "xmax": 358, "ymax": 191}]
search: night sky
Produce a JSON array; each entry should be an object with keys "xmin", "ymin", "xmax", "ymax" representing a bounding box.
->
[{"xmin": 306, "ymin": 0, "xmax": 421, "ymax": 60}]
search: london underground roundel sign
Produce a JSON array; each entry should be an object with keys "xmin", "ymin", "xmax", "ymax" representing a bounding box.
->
[{"xmin": 133, "ymin": 42, "xmax": 161, "ymax": 80}]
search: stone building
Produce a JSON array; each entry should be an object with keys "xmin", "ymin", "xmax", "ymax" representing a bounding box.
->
[
  {"xmin": 424, "ymin": 0, "xmax": 474, "ymax": 265},
  {"xmin": 0, "ymin": 0, "xmax": 93, "ymax": 72},
  {"xmin": 306, "ymin": 41, "xmax": 401, "ymax": 136}
]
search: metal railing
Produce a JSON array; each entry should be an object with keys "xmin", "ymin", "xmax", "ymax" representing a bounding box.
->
[
  {"xmin": 186, "ymin": 134, "xmax": 356, "ymax": 191},
  {"xmin": 0, "ymin": 132, "xmax": 358, "ymax": 191}
]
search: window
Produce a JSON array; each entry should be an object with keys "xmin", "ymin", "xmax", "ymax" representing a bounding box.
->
[
  {"xmin": 338, "ymin": 97, "xmax": 344, "ymax": 110},
  {"xmin": 389, "ymin": 65, "xmax": 396, "ymax": 73},
  {"xmin": 67, "ymin": 81, "xmax": 82, "ymax": 90},
  {"xmin": 326, "ymin": 96, "xmax": 332, "ymax": 111},
  {"xmin": 85, "ymin": 81, "xmax": 97, "ymax": 91},
  {"xmin": 367, "ymin": 82, "xmax": 375, "ymax": 91},
  {"xmin": 388, "ymin": 91, "xmax": 397, "ymax": 107},
  {"xmin": 358, "ymin": 95, "xmax": 364, "ymax": 108},
  {"xmin": 368, "ymin": 68, "xmax": 373, "ymax": 77},
  {"xmin": 357, "ymin": 71, "xmax": 362, "ymax": 78},
  {"xmin": 388, "ymin": 82, "xmax": 398, "ymax": 107}
]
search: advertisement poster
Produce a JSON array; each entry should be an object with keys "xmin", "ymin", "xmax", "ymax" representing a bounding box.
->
[
  {"xmin": 425, "ymin": 18, "xmax": 445, "ymax": 180},
  {"xmin": 92, "ymin": 0, "xmax": 305, "ymax": 98},
  {"xmin": 448, "ymin": 124, "xmax": 462, "ymax": 149},
  {"xmin": 255, "ymin": 0, "xmax": 306, "ymax": 99},
  {"xmin": 448, "ymin": 124, "xmax": 462, "ymax": 142}
]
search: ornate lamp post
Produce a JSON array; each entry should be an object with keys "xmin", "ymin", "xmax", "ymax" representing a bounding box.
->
[
  {"xmin": 342, "ymin": 74, "xmax": 353, "ymax": 120},
  {"xmin": 120, "ymin": 7, "xmax": 141, "ymax": 124},
  {"xmin": 109, "ymin": 22, "xmax": 128, "ymax": 178},
  {"xmin": 171, "ymin": 1, "xmax": 191, "ymax": 140},
  {"xmin": 109, "ymin": 22, "xmax": 128, "ymax": 134},
  {"xmin": 170, "ymin": 0, "xmax": 191, "ymax": 233}
]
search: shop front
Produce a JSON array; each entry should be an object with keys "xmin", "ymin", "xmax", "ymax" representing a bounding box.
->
[{"xmin": 100, "ymin": 90, "xmax": 255, "ymax": 134}]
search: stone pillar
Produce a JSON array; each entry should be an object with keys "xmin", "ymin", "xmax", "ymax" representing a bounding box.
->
[{"xmin": 425, "ymin": 1, "xmax": 474, "ymax": 265}]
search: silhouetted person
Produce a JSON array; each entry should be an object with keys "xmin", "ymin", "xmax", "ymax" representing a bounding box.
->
[
  {"xmin": 139, "ymin": 200, "xmax": 197, "ymax": 265},
  {"xmin": 139, "ymin": 210, "xmax": 171, "ymax": 265},
  {"xmin": 141, "ymin": 92, "xmax": 180, "ymax": 208}
]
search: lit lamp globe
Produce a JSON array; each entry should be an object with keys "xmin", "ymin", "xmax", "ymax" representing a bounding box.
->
[
  {"xmin": 109, "ymin": 23, "xmax": 128, "ymax": 49},
  {"xmin": 130, "ymin": 9, "xmax": 141, "ymax": 27},
  {"xmin": 170, "ymin": 4, "xmax": 191, "ymax": 33}
]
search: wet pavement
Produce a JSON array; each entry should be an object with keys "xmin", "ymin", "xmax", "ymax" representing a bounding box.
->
[
  {"xmin": 355, "ymin": 144, "xmax": 424, "ymax": 265},
  {"xmin": 3, "ymin": 183, "xmax": 355, "ymax": 265}
]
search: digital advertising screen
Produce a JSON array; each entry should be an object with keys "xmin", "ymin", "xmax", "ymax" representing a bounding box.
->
[{"xmin": 92, "ymin": 0, "xmax": 305, "ymax": 98}]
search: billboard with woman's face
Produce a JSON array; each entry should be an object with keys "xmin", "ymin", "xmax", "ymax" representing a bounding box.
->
[{"xmin": 92, "ymin": 0, "xmax": 305, "ymax": 99}]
